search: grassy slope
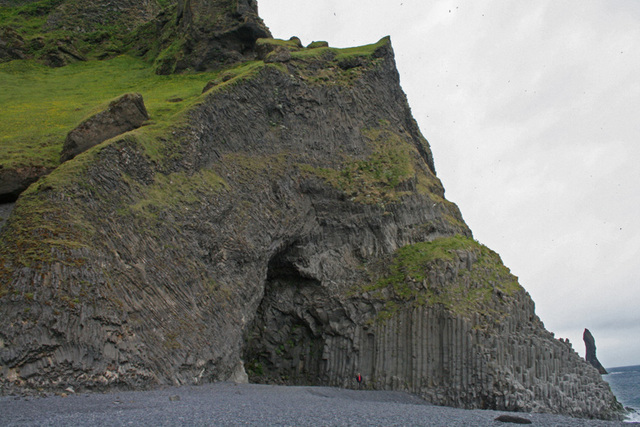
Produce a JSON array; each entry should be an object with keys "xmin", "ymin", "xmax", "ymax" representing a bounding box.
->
[{"xmin": 0, "ymin": 55, "xmax": 221, "ymax": 169}]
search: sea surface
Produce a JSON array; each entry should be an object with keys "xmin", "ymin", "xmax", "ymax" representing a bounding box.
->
[{"xmin": 604, "ymin": 365, "xmax": 640, "ymax": 423}]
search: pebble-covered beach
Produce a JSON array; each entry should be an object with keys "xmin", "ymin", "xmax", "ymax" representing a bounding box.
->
[{"xmin": 0, "ymin": 383, "xmax": 631, "ymax": 426}]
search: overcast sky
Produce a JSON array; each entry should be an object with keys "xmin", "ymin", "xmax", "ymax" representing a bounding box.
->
[{"xmin": 258, "ymin": 0, "xmax": 640, "ymax": 368}]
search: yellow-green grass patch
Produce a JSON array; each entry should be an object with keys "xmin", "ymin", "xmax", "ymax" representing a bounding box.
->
[{"xmin": 0, "ymin": 54, "xmax": 220, "ymax": 169}]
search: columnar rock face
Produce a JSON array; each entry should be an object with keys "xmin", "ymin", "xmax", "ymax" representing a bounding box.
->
[
  {"xmin": 584, "ymin": 328, "xmax": 608, "ymax": 375},
  {"xmin": 244, "ymin": 239, "xmax": 618, "ymax": 418},
  {"xmin": 0, "ymin": 6, "xmax": 624, "ymax": 422}
]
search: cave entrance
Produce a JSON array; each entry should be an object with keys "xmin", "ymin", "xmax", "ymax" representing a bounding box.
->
[{"xmin": 243, "ymin": 245, "xmax": 327, "ymax": 385}]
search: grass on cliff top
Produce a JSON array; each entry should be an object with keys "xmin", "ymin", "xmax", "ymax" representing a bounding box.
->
[
  {"xmin": 0, "ymin": 36, "xmax": 390, "ymax": 170},
  {"xmin": 289, "ymin": 36, "xmax": 390, "ymax": 61},
  {"xmin": 0, "ymin": 55, "xmax": 222, "ymax": 169},
  {"xmin": 362, "ymin": 235, "xmax": 522, "ymax": 321}
]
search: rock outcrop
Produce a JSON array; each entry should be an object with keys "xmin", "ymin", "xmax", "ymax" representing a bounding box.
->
[
  {"xmin": 132, "ymin": 0, "xmax": 271, "ymax": 74},
  {"xmin": 0, "ymin": 2, "xmax": 624, "ymax": 421},
  {"xmin": 0, "ymin": 27, "xmax": 26, "ymax": 63},
  {"xmin": 0, "ymin": 165, "xmax": 53, "ymax": 203},
  {"xmin": 1, "ymin": 0, "xmax": 269, "ymax": 70},
  {"xmin": 583, "ymin": 328, "xmax": 608, "ymax": 374},
  {"xmin": 0, "ymin": 203, "xmax": 15, "ymax": 232},
  {"xmin": 60, "ymin": 93, "xmax": 149, "ymax": 163},
  {"xmin": 43, "ymin": 0, "xmax": 163, "ymax": 33}
]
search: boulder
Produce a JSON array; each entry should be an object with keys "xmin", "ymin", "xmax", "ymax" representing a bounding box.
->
[
  {"xmin": 264, "ymin": 47, "xmax": 291, "ymax": 63},
  {"xmin": 495, "ymin": 414, "xmax": 533, "ymax": 424},
  {"xmin": 307, "ymin": 41, "xmax": 329, "ymax": 49},
  {"xmin": 60, "ymin": 93, "xmax": 149, "ymax": 162}
]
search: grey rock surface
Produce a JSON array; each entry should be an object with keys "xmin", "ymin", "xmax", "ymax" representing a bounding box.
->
[{"xmin": 0, "ymin": 27, "xmax": 26, "ymax": 63}]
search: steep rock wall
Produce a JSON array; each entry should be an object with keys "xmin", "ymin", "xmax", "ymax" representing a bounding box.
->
[
  {"xmin": 0, "ymin": 37, "xmax": 462, "ymax": 390},
  {"xmin": 244, "ymin": 239, "xmax": 619, "ymax": 418},
  {"xmin": 0, "ymin": 38, "xmax": 622, "ymax": 419}
]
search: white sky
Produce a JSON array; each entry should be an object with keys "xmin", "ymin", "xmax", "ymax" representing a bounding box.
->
[{"xmin": 258, "ymin": 0, "xmax": 640, "ymax": 369}]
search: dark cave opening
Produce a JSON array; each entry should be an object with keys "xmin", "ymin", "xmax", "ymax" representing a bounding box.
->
[{"xmin": 242, "ymin": 245, "xmax": 327, "ymax": 385}]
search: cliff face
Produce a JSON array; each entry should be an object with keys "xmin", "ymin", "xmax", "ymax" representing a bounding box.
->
[{"xmin": 0, "ymin": 2, "xmax": 623, "ymax": 420}]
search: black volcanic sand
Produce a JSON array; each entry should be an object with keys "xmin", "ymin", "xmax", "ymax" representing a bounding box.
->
[{"xmin": 0, "ymin": 383, "xmax": 629, "ymax": 426}]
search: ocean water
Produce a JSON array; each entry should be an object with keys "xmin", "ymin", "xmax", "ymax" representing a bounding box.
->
[{"xmin": 604, "ymin": 365, "xmax": 640, "ymax": 423}]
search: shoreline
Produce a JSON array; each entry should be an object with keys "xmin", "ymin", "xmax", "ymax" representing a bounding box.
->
[{"xmin": 0, "ymin": 382, "xmax": 631, "ymax": 426}]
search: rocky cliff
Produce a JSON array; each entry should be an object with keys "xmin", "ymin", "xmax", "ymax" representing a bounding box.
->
[{"xmin": 0, "ymin": 0, "xmax": 623, "ymax": 420}]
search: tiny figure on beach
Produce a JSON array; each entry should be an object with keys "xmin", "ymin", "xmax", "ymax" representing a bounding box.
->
[{"xmin": 356, "ymin": 373, "xmax": 362, "ymax": 389}]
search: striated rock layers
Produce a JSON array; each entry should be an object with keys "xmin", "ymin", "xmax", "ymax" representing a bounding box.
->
[
  {"xmin": 0, "ymin": 28, "xmax": 623, "ymax": 424},
  {"xmin": 583, "ymin": 328, "xmax": 607, "ymax": 375}
]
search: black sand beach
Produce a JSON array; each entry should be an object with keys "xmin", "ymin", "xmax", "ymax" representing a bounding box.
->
[{"xmin": 0, "ymin": 383, "xmax": 629, "ymax": 426}]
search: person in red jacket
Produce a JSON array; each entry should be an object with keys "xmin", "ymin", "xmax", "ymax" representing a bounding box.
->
[{"xmin": 356, "ymin": 373, "xmax": 362, "ymax": 389}]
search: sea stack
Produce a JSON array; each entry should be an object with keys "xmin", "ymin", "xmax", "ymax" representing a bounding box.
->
[{"xmin": 584, "ymin": 328, "xmax": 608, "ymax": 374}]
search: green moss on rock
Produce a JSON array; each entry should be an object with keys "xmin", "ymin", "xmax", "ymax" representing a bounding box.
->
[
  {"xmin": 300, "ymin": 120, "xmax": 420, "ymax": 205},
  {"xmin": 363, "ymin": 235, "xmax": 522, "ymax": 321},
  {"xmin": 129, "ymin": 168, "xmax": 228, "ymax": 219}
]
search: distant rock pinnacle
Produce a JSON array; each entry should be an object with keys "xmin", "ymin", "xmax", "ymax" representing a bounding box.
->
[{"xmin": 584, "ymin": 328, "xmax": 608, "ymax": 374}]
